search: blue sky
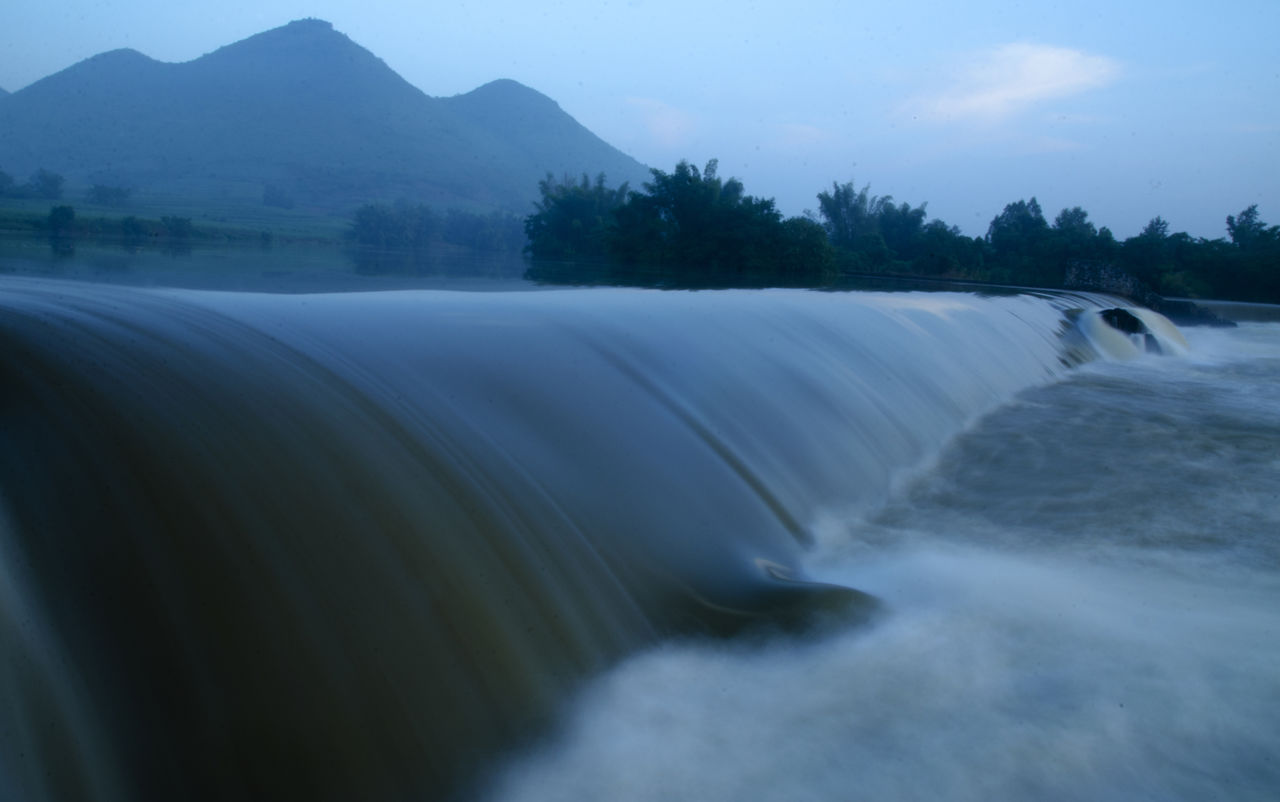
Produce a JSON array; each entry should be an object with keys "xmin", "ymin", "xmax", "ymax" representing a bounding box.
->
[{"xmin": 1, "ymin": 0, "xmax": 1276, "ymax": 237}]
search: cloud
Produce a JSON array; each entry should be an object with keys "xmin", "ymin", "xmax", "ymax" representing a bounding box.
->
[
  {"xmin": 624, "ymin": 97, "xmax": 697, "ymax": 148},
  {"xmin": 907, "ymin": 43, "xmax": 1120, "ymax": 124}
]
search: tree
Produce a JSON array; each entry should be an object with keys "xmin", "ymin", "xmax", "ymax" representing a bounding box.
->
[
  {"xmin": 814, "ymin": 181, "xmax": 942, "ymax": 272},
  {"xmin": 816, "ymin": 181, "xmax": 892, "ymax": 251},
  {"xmin": 776, "ymin": 217, "xmax": 834, "ymax": 280},
  {"xmin": 1046, "ymin": 206, "xmax": 1107, "ymax": 278},
  {"xmin": 608, "ymin": 159, "xmax": 812, "ymax": 278},
  {"xmin": 120, "ymin": 216, "xmax": 149, "ymax": 250},
  {"xmin": 349, "ymin": 202, "xmax": 437, "ymax": 251},
  {"xmin": 351, "ymin": 203, "xmax": 401, "ymax": 250},
  {"xmin": 1119, "ymin": 216, "xmax": 1173, "ymax": 287},
  {"xmin": 525, "ymin": 160, "xmax": 832, "ymax": 284},
  {"xmin": 1223, "ymin": 205, "xmax": 1279, "ymax": 300},
  {"xmin": 913, "ymin": 219, "xmax": 982, "ymax": 276},
  {"xmin": 47, "ymin": 205, "xmax": 75, "ymax": 235},
  {"xmin": 1226, "ymin": 205, "xmax": 1276, "ymax": 250},
  {"xmin": 876, "ymin": 200, "xmax": 928, "ymax": 263},
  {"xmin": 1053, "ymin": 206, "xmax": 1097, "ymax": 239},
  {"xmin": 443, "ymin": 209, "xmax": 524, "ymax": 253},
  {"xmin": 988, "ymin": 198, "xmax": 1048, "ymax": 244},
  {"xmin": 1140, "ymin": 216, "xmax": 1170, "ymax": 240},
  {"xmin": 524, "ymin": 172, "xmax": 628, "ymax": 262},
  {"xmin": 28, "ymin": 168, "xmax": 64, "ymax": 200},
  {"xmin": 1096, "ymin": 226, "xmax": 1119, "ymax": 260},
  {"xmin": 610, "ymin": 159, "xmax": 749, "ymax": 268},
  {"xmin": 986, "ymin": 198, "xmax": 1052, "ymax": 284},
  {"xmin": 161, "ymin": 216, "xmax": 194, "ymax": 239},
  {"xmin": 46, "ymin": 205, "xmax": 76, "ymax": 255}
]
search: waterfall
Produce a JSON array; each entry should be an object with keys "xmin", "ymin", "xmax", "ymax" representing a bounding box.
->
[{"xmin": 0, "ymin": 279, "xmax": 1168, "ymax": 800}]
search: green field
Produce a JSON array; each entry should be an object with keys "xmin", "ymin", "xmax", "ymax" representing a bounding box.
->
[{"xmin": 0, "ymin": 191, "xmax": 354, "ymax": 243}]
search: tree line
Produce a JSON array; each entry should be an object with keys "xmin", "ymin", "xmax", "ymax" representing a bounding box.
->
[
  {"xmin": 0, "ymin": 167, "xmax": 65, "ymax": 200},
  {"xmin": 522, "ymin": 160, "xmax": 1280, "ymax": 303},
  {"xmin": 348, "ymin": 201, "xmax": 525, "ymax": 255},
  {"xmin": 524, "ymin": 162, "xmax": 830, "ymax": 287},
  {"xmin": 37, "ymin": 204, "xmax": 197, "ymax": 255},
  {"xmin": 1, "ymin": 165, "xmax": 140, "ymax": 207},
  {"xmin": 345, "ymin": 201, "xmax": 526, "ymax": 274}
]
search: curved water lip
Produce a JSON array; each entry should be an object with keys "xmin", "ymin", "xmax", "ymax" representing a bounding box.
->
[{"xmin": 0, "ymin": 279, "xmax": 1138, "ymax": 800}]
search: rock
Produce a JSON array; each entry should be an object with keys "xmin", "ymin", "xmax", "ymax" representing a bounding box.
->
[{"xmin": 1064, "ymin": 261, "xmax": 1237, "ymax": 327}]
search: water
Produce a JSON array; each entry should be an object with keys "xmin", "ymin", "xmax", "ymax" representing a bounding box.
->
[
  {"xmin": 0, "ymin": 275, "xmax": 1276, "ymax": 800},
  {"xmin": 0, "ymin": 236, "xmax": 531, "ymax": 292},
  {"xmin": 484, "ymin": 323, "xmax": 1280, "ymax": 802}
]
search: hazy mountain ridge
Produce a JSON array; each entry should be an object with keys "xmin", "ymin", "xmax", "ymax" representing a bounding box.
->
[
  {"xmin": 0, "ymin": 19, "xmax": 650, "ymax": 213},
  {"xmin": 443, "ymin": 78, "xmax": 651, "ymax": 204}
]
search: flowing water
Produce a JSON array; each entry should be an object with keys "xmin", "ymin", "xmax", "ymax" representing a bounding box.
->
[
  {"xmin": 485, "ymin": 321, "xmax": 1280, "ymax": 802},
  {"xmin": 0, "ymin": 275, "xmax": 1276, "ymax": 800}
]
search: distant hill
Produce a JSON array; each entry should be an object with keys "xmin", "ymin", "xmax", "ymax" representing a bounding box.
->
[
  {"xmin": 442, "ymin": 79, "xmax": 651, "ymax": 208},
  {"xmin": 0, "ymin": 19, "xmax": 649, "ymax": 214}
]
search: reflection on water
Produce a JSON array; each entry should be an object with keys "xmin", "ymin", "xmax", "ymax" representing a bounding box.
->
[{"xmin": 0, "ymin": 235, "xmax": 532, "ymax": 292}]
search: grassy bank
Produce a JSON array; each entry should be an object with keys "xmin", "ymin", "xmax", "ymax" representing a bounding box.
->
[{"xmin": 0, "ymin": 195, "xmax": 352, "ymax": 246}]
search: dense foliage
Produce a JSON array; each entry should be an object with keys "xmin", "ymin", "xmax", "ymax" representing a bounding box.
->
[
  {"xmin": 524, "ymin": 173, "xmax": 628, "ymax": 263},
  {"xmin": 526, "ymin": 161, "xmax": 832, "ymax": 286},
  {"xmin": 523, "ymin": 160, "xmax": 1280, "ymax": 302},
  {"xmin": 7, "ymin": 154, "xmax": 1272, "ymax": 304}
]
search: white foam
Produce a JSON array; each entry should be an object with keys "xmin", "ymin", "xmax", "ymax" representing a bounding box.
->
[{"xmin": 485, "ymin": 544, "xmax": 1280, "ymax": 802}]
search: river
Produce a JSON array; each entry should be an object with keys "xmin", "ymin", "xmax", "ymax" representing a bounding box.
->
[
  {"xmin": 484, "ymin": 319, "xmax": 1280, "ymax": 802},
  {"xmin": 1, "ymin": 273, "xmax": 1276, "ymax": 800}
]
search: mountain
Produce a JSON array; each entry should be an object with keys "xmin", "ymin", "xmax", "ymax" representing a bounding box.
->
[
  {"xmin": 442, "ymin": 79, "xmax": 651, "ymax": 204},
  {"xmin": 0, "ymin": 19, "xmax": 649, "ymax": 213}
]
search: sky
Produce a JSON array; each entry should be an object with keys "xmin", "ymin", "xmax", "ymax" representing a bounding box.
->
[{"xmin": 1, "ymin": 0, "xmax": 1276, "ymax": 238}]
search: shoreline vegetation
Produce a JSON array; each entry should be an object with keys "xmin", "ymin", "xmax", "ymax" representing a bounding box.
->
[
  {"xmin": 2, "ymin": 160, "xmax": 1276, "ymax": 313},
  {"xmin": 520, "ymin": 160, "xmax": 1278, "ymax": 313}
]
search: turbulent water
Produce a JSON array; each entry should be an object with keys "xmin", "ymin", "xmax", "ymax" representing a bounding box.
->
[
  {"xmin": 484, "ymin": 322, "xmax": 1280, "ymax": 802},
  {"xmin": 0, "ymin": 275, "xmax": 1276, "ymax": 801}
]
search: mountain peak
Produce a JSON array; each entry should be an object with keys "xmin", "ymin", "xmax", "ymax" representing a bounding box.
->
[
  {"xmin": 199, "ymin": 18, "xmax": 358, "ymax": 65},
  {"xmin": 451, "ymin": 79, "xmax": 563, "ymax": 121},
  {"xmin": 6, "ymin": 47, "xmax": 162, "ymax": 101},
  {"xmin": 251, "ymin": 17, "xmax": 339, "ymax": 43},
  {"xmin": 186, "ymin": 17, "xmax": 417, "ymax": 99},
  {"xmin": 283, "ymin": 18, "xmax": 334, "ymax": 31},
  {"xmin": 462, "ymin": 79, "xmax": 555, "ymax": 103},
  {"xmin": 471, "ymin": 78, "xmax": 537, "ymax": 94},
  {"xmin": 87, "ymin": 48, "xmax": 157, "ymax": 66}
]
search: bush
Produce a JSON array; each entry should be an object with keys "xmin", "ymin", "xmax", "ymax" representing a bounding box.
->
[{"xmin": 48, "ymin": 205, "xmax": 75, "ymax": 234}]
